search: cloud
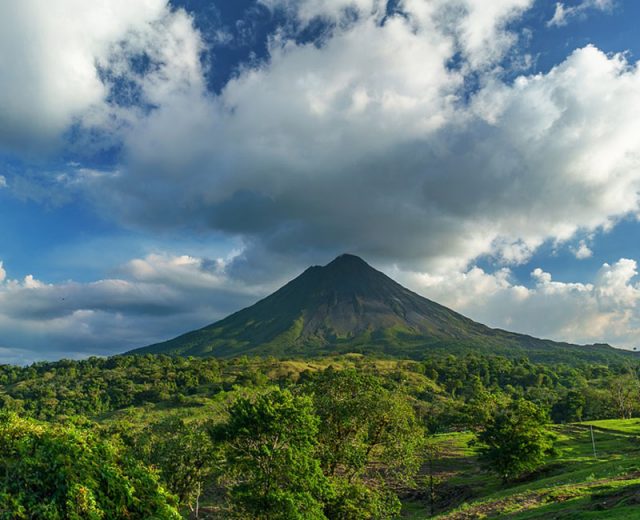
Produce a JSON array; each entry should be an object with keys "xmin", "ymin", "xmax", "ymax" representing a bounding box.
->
[
  {"xmin": 403, "ymin": 258, "xmax": 640, "ymax": 348},
  {"xmin": 261, "ymin": 0, "xmax": 533, "ymax": 69},
  {"xmin": 4, "ymin": 251, "xmax": 640, "ymax": 364},
  {"xmin": 0, "ymin": 0, "xmax": 200, "ymax": 155},
  {"xmin": 0, "ymin": 253, "xmax": 273, "ymax": 363},
  {"xmin": 3, "ymin": 1, "xmax": 640, "ymax": 361},
  {"xmin": 4, "ymin": 1, "xmax": 639, "ymax": 274},
  {"xmin": 572, "ymin": 239, "xmax": 593, "ymax": 260},
  {"xmin": 91, "ymin": 35, "xmax": 640, "ymax": 273},
  {"xmin": 547, "ymin": 0, "xmax": 614, "ymax": 27}
]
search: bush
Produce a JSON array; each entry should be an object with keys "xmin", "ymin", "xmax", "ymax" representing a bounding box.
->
[
  {"xmin": 474, "ymin": 399, "xmax": 556, "ymax": 483},
  {"xmin": 0, "ymin": 413, "xmax": 180, "ymax": 519}
]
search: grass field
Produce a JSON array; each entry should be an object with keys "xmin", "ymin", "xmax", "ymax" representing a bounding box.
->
[{"xmin": 402, "ymin": 419, "xmax": 640, "ymax": 519}]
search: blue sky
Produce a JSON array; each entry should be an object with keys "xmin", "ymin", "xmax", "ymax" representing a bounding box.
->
[{"xmin": 2, "ymin": 0, "xmax": 640, "ymax": 363}]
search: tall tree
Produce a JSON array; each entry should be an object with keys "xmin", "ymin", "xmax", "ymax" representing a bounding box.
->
[
  {"xmin": 211, "ymin": 388, "xmax": 331, "ymax": 519},
  {"xmin": 609, "ymin": 374, "xmax": 640, "ymax": 419},
  {"xmin": 133, "ymin": 416, "xmax": 217, "ymax": 517},
  {"xmin": 306, "ymin": 368, "xmax": 424, "ymax": 518}
]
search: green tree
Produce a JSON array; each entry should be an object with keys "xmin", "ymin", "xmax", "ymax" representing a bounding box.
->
[
  {"xmin": 211, "ymin": 388, "xmax": 331, "ymax": 519},
  {"xmin": 609, "ymin": 374, "xmax": 640, "ymax": 419},
  {"xmin": 307, "ymin": 369, "xmax": 424, "ymax": 518},
  {"xmin": 474, "ymin": 399, "xmax": 555, "ymax": 483},
  {"xmin": 464, "ymin": 387, "xmax": 510, "ymax": 430},
  {"xmin": 551, "ymin": 389, "xmax": 586, "ymax": 423},
  {"xmin": 133, "ymin": 417, "xmax": 217, "ymax": 516},
  {"xmin": 0, "ymin": 413, "xmax": 180, "ymax": 519}
]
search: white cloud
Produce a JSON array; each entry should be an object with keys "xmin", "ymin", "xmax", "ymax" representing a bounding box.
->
[
  {"xmin": 4, "ymin": 1, "xmax": 639, "ymax": 274},
  {"xmin": 572, "ymin": 240, "xmax": 593, "ymax": 259},
  {"xmin": 404, "ymin": 258, "xmax": 640, "ymax": 348},
  {"xmin": 3, "ymin": 1, "xmax": 640, "ymax": 361},
  {"xmin": 0, "ymin": 0, "xmax": 200, "ymax": 154},
  {"xmin": 91, "ymin": 34, "xmax": 640, "ymax": 273},
  {"xmin": 0, "ymin": 253, "xmax": 272, "ymax": 363},
  {"xmin": 547, "ymin": 0, "xmax": 614, "ymax": 27},
  {"xmin": 260, "ymin": 0, "xmax": 384, "ymax": 23},
  {"xmin": 262, "ymin": 0, "xmax": 533, "ymax": 69},
  {"xmin": 0, "ymin": 175, "xmax": 6, "ymax": 188},
  {"xmin": 5, "ymin": 252, "xmax": 640, "ymax": 364}
]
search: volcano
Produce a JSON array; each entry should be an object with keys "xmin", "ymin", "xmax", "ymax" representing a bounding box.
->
[{"xmin": 128, "ymin": 254, "xmax": 629, "ymax": 363}]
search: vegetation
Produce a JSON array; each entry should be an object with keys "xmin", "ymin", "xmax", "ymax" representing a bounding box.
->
[
  {"xmin": 420, "ymin": 418, "xmax": 640, "ymax": 519},
  {"xmin": 474, "ymin": 399, "xmax": 556, "ymax": 483},
  {"xmin": 211, "ymin": 388, "xmax": 330, "ymax": 519},
  {"xmin": 1, "ymin": 351, "xmax": 640, "ymax": 518},
  {"xmin": 0, "ymin": 413, "xmax": 180, "ymax": 519},
  {"xmin": 128, "ymin": 416, "xmax": 216, "ymax": 515}
]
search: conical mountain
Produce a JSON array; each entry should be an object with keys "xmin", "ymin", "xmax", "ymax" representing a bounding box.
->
[{"xmin": 129, "ymin": 254, "xmax": 629, "ymax": 363}]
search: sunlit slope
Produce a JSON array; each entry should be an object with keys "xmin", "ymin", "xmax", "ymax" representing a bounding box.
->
[
  {"xmin": 128, "ymin": 254, "xmax": 631, "ymax": 363},
  {"xmin": 415, "ymin": 419, "xmax": 640, "ymax": 520}
]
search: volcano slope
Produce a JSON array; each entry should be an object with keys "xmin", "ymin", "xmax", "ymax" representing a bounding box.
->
[{"xmin": 128, "ymin": 254, "xmax": 632, "ymax": 364}]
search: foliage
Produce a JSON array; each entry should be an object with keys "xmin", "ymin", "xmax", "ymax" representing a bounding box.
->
[
  {"xmin": 2, "ymin": 353, "xmax": 639, "ymax": 427},
  {"xmin": 609, "ymin": 374, "xmax": 640, "ymax": 419},
  {"xmin": 474, "ymin": 399, "xmax": 556, "ymax": 483},
  {"xmin": 323, "ymin": 478, "xmax": 401, "ymax": 520},
  {"xmin": 0, "ymin": 413, "xmax": 180, "ymax": 519},
  {"xmin": 3, "ymin": 352, "xmax": 640, "ymax": 518},
  {"xmin": 129, "ymin": 416, "xmax": 217, "ymax": 512},
  {"xmin": 0, "ymin": 355, "xmax": 222, "ymax": 420},
  {"xmin": 307, "ymin": 368, "xmax": 424, "ymax": 482},
  {"xmin": 424, "ymin": 418, "xmax": 640, "ymax": 519},
  {"xmin": 304, "ymin": 368, "xmax": 424, "ymax": 518},
  {"xmin": 210, "ymin": 388, "xmax": 331, "ymax": 519}
]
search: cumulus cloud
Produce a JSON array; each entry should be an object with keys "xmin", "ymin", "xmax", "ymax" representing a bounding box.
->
[
  {"xmin": 4, "ymin": 1, "xmax": 639, "ymax": 274},
  {"xmin": 572, "ymin": 239, "xmax": 593, "ymax": 259},
  {"xmin": 262, "ymin": 0, "xmax": 533, "ymax": 69},
  {"xmin": 92, "ymin": 38, "xmax": 640, "ymax": 273},
  {"xmin": 5, "ymin": 250, "xmax": 640, "ymax": 365},
  {"xmin": 0, "ymin": 253, "xmax": 273, "ymax": 364},
  {"xmin": 3, "ymin": 1, "xmax": 640, "ymax": 360},
  {"xmin": 0, "ymin": 0, "xmax": 200, "ymax": 155},
  {"xmin": 404, "ymin": 258, "xmax": 640, "ymax": 348},
  {"xmin": 547, "ymin": 0, "xmax": 614, "ymax": 27}
]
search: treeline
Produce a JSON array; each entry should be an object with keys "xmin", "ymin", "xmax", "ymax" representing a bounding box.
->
[{"xmin": 1, "ymin": 353, "xmax": 639, "ymax": 425}]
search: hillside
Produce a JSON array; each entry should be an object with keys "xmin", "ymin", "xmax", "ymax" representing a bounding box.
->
[
  {"xmin": 128, "ymin": 254, "xmax": 631, "ymax": 363},
  {"xmin": 411, "ymin": 418, "xmax": 640, "ymax": 519}
]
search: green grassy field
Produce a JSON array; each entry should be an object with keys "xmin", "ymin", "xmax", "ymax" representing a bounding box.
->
[{"xmin": 402, "ymin": 419, "xmax": 640, "ymax": 519}]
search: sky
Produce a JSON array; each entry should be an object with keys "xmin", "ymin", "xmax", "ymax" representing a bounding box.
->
[{"xmin": 1, "ymin": 0, "xmax": 640, "ymax": 364}]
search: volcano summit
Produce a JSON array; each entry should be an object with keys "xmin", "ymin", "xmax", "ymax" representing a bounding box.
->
[{"xmin": 129, "ymin": 254, "xmax": 628, "ymax": 363}]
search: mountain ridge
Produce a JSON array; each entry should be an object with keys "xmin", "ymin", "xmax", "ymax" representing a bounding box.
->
[{"xmin": 128, "ymin": 254, "xmax": 631, "ymax": 363}]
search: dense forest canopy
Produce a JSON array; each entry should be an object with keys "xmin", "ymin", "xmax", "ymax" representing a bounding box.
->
[{"xmin": 1, "ymin": 353, "xmax": 637, "ymax": 424}]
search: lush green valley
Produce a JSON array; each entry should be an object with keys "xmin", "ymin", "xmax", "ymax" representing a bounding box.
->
[{"xmin": 2, "ymin": 352, "xmax": 640, "ymax": 518}]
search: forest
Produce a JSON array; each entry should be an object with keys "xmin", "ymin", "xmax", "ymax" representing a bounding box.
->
[{"xmin": 2, "ymin": 352, "xmax": 640, "ymax": 518}]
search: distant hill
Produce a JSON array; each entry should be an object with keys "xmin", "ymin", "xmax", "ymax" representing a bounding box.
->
[{"xmin": 128, "ymin": 254, "xmax": 634, "ymax": 363}]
